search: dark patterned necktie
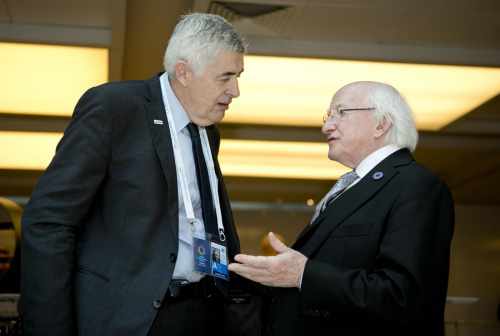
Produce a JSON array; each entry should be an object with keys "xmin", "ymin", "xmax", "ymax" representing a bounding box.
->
[
  {"xmin": 186, "ymin": 123, "xmax": 218, "ymax": 239},
  {"xmin": 321, "ymin": 170, "xmax": 359, "ymax": 211},
  {"xmin": 187, "ymin": 124, "xmax": 230, "ymax": 293},
  {"xmin": 311, "ymin": 170, "xmax": 359, "ymax": 222}
]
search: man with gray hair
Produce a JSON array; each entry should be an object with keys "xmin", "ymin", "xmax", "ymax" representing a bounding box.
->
[
  {"xmin": 22, "ymin": 13, "xmax": 257, "ymax": 336},
  {"xmin": 230, "ymin": 81, "xmax": 454, "ymax": 336}
]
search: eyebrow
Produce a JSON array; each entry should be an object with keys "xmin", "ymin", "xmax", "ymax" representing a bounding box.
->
[
  {"xmin": 333, "ymin": 103, "xmax": 347, "ymax": 110},
  {"xmin": 218, "ymin": 69, "xmax": 244, "ymax": 78}
]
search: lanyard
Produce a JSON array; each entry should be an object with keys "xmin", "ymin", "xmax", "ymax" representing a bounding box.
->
[{"xmin": 159, "ymin": 73, "xmax": 226, "ymax": 242}]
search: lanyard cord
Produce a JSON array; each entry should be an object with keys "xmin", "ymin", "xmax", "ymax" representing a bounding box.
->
[{"xmin": 159, "ymin": 73, "xmax": 226, "ymax": 242}]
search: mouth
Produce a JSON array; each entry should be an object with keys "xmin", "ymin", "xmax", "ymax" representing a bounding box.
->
[
  {"xmin": 327, "ymin": 136, "xmax": 338, "ymax": 144},
  {"xmin": 217, "ymin": 102, "xmax": 230, "ymax": 110}
]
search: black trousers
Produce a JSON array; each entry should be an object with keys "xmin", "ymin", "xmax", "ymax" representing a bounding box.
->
[
  {"xmin": 148, "ymin": 294, "xmax": 224, "ymax": 336},
  {"xmin": 148, "ymin": 276, "xmax": 264, "ymax": 336}
]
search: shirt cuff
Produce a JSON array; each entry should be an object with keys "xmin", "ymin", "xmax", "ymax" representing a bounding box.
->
[{"xmin": 298, "ymin": 258, "xmax": 308, "ymax": 290}]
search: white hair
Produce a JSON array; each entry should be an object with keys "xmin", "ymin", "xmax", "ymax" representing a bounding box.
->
[
  {"xmin": 164, "ymin": 13, "xmax": 247, "ymax": 77},
  {"xmin": 366, "ymin": 82, "xmax": 419, "ymax": 152}
]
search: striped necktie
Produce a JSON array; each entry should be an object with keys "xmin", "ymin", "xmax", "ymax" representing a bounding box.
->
[{"xmin": 311, "ymin": 170, "xmax": 359, "ymax": 223}]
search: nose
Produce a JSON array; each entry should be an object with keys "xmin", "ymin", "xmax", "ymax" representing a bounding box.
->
[
  {"xmin": 322, "ymin": 118, "xmax": 337, "ymax": 135},
  {"xmin": 228, "ymin": 78, "xmax": 240, "ymax": 98}
]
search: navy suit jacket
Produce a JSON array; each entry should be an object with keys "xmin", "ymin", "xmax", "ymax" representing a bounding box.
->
[
  {"xmin": 267, "ymin": 149, "xmax": 454, "ymax": 336},
  {"xmin": 21, "ymin": 76, "xmax": 241, "ymax": 335}
]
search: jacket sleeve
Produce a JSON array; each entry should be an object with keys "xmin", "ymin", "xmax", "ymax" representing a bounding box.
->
[
  {"xmin": 21, "ymin": 86, "xmax": 112, "ymax": 336},
  {"xmin": 299, "ymin": 176, "xmax": 454, "ymax": 322}
]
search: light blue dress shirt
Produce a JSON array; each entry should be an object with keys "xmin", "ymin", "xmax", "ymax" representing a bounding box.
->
[{"xmin": 162, "ymin": 75, "xmax": 210, "ymax": 282}]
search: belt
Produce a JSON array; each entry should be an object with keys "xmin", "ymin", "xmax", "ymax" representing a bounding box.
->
[{"xmin": 167, "ymin": 277, "xmax": 220, "ymax": 300}]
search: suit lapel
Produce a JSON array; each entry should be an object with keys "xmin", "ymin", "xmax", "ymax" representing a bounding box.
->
[
  {"xmin": 144, "ymin": 76, "xmax": 178, "ymax": 238},
  {"xmin": 294, "ymin": 149, "xmax": 413, "ymax": 256}
]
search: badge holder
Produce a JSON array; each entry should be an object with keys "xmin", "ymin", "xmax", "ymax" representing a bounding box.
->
[
  {"xmin": 192, "ymin": 225, "xmax": 229, "ymax": 281},
  {"xmin": 209, "ymin": 237, "xmax": 229, "ymax": 280}
]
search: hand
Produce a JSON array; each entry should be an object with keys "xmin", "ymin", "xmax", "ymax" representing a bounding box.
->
[{"xmin": 228, "ymin": 232, "xmax": 307, "ymax": 288}]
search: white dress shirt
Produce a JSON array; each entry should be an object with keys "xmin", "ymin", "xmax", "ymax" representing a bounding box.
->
[
  {"xmin": 162, "ymin": 75, "xmax": 212, "ymax": 282},
  {"xmin": 350, "ymin": 144, "xmax": 401, "ymax": 188}
]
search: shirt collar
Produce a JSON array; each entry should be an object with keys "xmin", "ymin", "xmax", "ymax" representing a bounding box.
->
[
  {"xmin": 355, "ymin": 144, "xmax": 401, "ymax": 178},
  {"xmin": 162, "ymin": 73, "xmax": 190, "ymax": 133}
]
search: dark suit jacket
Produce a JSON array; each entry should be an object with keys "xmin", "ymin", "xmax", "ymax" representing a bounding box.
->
[
  {"xmin": 267, "ymin": 149, "xmax": 454, "ymax": 336},
  {"xmin": 21, "ymin": 76, "xmax": 242, "ymax": 335}
]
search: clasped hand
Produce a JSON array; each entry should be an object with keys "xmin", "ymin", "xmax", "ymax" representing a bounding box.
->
[{"xmin": 228, "ymin": 232, "xmax": 307, "ymax": 288}]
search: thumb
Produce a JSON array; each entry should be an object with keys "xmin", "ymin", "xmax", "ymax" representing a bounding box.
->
[{"xmin": 268, "ymin": 232, "xmax": 288, "ymax": 254}]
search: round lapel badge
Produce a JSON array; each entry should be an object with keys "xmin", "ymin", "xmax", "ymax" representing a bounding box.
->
[{"xmin": 372, "ymin": 171, "xmax": 384, "ymax": 180}]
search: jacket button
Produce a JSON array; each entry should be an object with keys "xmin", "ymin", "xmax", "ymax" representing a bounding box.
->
[
  {"xmin": 152, "ymin": 299, "xmax": 162, "ymax": 309},
  {"xmin": 170, "ymin": 253, "xmax": 177, "ymax": 263}
]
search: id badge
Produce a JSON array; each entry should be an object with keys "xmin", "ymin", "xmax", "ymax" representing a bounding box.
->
[
  {"xmin": 193, "ymin": 236, "xmax": 211, "ymax": 274},
  {"xmin": 210, "ymin": 241, "xmax": 229, "ymax": 281}
]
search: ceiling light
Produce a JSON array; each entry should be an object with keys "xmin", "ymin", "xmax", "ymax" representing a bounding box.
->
[
  {"xmin": 225, "ymin": 55, "xmax": 500, "ymax": 130},
  {"xmin": 0, "ymin": 132, "xmax": 347, "ymax": 180},
  {"xmin": 0, "ymin": 131, "xmax": 61, "ymax": 170},
  {"xmin": 0, "ymin": 42, "xmax": 108, "ymax": 116},
  {"xmin": 3, "ymin": 48, "xmax": 498, "ymax": 131},
  {"xmin": 219, "ymin": 139, "xmax": 346, "ymax": 180}
]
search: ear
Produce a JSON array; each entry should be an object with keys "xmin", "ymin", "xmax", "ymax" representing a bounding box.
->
[
  {"xmin": 374, "ymin": 116, "xmax": 392, "ymax": 139},
  {"xmin": 174, "ymin": 60, "xmax": 192, "ymax": 87}
]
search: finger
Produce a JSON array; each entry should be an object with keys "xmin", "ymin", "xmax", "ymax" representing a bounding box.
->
[
  {"xmin": 229, "ymin": 263, "xmax": 270, "ymax": 277},
  {"xmin": 230, "ymin": 262, "xmax": 289, "ymax": 288},
  {"xmin": 268, "ymin": 232, "xmax": 288, "ymax": 254},
  {"xmin": 228, "ymin": 263, "xmax": 274, "ymax": 283},
  {"xmin": 228, "ymin": 262, "xmax": 246, "ymax": 273},
  {"xmin": 234, "ymin": 254, "xmax": 269, "ymax": 268},
  {"xmin": 229, "ymin": 262, "xmax": 264, "ymax": 275}
]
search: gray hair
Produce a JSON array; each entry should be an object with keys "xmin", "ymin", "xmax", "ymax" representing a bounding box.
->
[
  {"xmin": 164, "ymin": 13, "xmax": 247, "ymax": 77},
  {"xmin": 366, "ymin": 82, "xmax": 419, "ymax": 152}
]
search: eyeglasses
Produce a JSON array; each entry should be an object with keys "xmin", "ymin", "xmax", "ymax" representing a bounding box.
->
[{"xmin": 323, "ymin": 107, "xmax": 376, "ymax": 123}]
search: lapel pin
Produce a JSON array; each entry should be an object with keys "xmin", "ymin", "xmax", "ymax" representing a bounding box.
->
[
  {"xmin": 153, "ymin": 119, "xmax": 164, "ymax": 125},
  {"xmin": 372, "ymin": 171, "xmax": 384, "ymax": 180}
]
